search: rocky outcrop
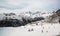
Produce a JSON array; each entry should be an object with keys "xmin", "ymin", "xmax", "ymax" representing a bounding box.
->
[
  {"xmin": 0, "ymin": 17, "xmax": 44, "ymax": 27},
  {"xmin": 56, "ymin": 9, "xmax": 60, "ymax": 16},
  {"xmin": 44, "ymin": 9, "xmax": 60, "ymax": 23}
]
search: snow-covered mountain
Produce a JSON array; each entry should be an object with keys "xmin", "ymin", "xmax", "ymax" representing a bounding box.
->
[
  {"xmin": 0, "ymin": 9, "xmax": 60, "ymax": 36},
  {"xmin": 0, "ymin": 9, "xmax": 60, "ymax": 27},
  {"xmin": 0, "ymin": 10, "xmax": 52, "ymax": 20}
]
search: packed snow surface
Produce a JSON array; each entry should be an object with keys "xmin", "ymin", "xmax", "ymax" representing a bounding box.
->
[{"xmin": 0, "ymin": 23, "xmax": 60, "ymax": 36}]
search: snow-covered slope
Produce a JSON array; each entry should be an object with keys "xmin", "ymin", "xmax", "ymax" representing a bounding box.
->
[{"xmin": 0, "ymin": 23, "xmax": 60, "ymax": 36}]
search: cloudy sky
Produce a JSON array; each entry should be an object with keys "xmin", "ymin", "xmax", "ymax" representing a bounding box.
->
[{"xmin": 0, "ymin": 0, "xmax": 60, "ymax": 13}]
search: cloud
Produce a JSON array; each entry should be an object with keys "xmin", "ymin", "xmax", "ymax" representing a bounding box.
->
[
  {"xmin": 0, "ymin": 0, "xmax": 30, "ymax": 9},
  {"xmin": 20, "ymin": 0, "xmax": 59, "ymax": 12},
  {"xmin": 0, "ymin": 0, "xmax": 60, "ymax": 13}
]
